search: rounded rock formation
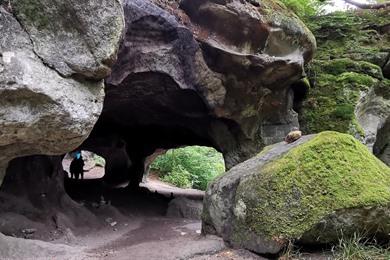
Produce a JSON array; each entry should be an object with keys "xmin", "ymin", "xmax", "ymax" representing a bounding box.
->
[
  {"xmin": 83, "ymin": 0, "xmax": 316, "ymax": 186},
  {"xmin": 0, "ymin": 1, "xmax": 125, "ymax": 184},
  {"xmin": 202, "ymin": 131, "xmax": 390, "ymax": 255}
]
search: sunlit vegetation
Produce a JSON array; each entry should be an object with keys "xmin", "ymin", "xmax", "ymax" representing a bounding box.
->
[{"xmin": 150, "ymin": 146, "xmax": 225, "ymax": 191}]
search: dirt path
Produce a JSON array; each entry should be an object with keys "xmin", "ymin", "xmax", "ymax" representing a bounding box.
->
[
  {"xmin": 1, "ymin": 167, "xmax": 265, "ymax": 260},
  {"xmin": 140, "ymin": 178, "xmax": 205, "ymax": 199},
  {"xmin": 63, "ymin": 177, "xmax": 264, "ymax": 260},
  {"xmin": 81, "ymin": 218, "xmax": 227, "ymax": 260}
]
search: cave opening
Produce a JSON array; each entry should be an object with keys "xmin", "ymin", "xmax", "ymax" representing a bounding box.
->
[
  {"xmin": 140, "ymin": 145, "xmax": 225, "ymax": 199},
  {"xmin": 62, "ymin": 150, "xmax": 106, "ymax": 181}
]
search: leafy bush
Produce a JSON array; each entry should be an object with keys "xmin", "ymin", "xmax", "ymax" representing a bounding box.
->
[
  {"xmin": 150, "ymin": 146, "xmax": 225, "ymax": 191},
  {"xmin": 278, "ymin": 0, "xmax": 327, "ymax": 20},
  {"xmin": 93, "ymin": 154, "xmax": 106, "ymax": 167},
  {"xmin": 161, "ymin": 165, "xmax": 192, "ymax": 189}
]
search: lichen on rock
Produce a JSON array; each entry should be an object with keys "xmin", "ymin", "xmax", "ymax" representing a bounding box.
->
[{"xmin": 203, "ymin": 131, "xmax": 390, "ymax": 255}]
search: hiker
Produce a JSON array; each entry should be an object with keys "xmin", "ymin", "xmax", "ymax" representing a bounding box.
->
[{"xmin": 70, "ymin": 152, "xmax": 85, "ymax": 180}]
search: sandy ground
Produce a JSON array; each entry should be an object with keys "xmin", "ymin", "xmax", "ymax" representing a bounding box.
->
[
  {"xmin": 1, "ymin": 162, "xmax": 266, "ymax": 260},
  {"xmin": 0, "ymin": 165, "xmax": 333, "ymax": 260}
]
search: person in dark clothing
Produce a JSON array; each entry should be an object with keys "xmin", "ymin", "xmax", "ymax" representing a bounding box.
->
[{"xmin": 69, "ymin": 152, "xmax": 85, "ymax": 180}]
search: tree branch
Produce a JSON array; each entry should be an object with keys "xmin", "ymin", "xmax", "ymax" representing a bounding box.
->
[{"xmin": 344, "ymin": 0, "xmax": 390, "ymax": 9}]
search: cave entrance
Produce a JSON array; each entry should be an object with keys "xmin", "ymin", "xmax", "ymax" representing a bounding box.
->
[
  {"xmin": 140, "ymin": 146, "xmax": 225, "ymax": 199},
  {"xmin": 62, "ymin": 151, "xmax": 106, "ymax": 180}
]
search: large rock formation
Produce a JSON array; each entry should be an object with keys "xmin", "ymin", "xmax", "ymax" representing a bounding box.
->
[
  {"xmin": 0, "ymin": 155, "xmax": 100, "ymax": 239},
  {"xmin": 83, "ymin": 0, "xmax": 316, "ymax": 186},
  {"xmin": 374, "ymin": 116, "xmax": 390, "ymax": 166},
  {"xmin": 202, "ymin": 131, "xmax": 390, "ymax": 255},
  {"xmin": 0, "ymin": 1, "xmax": 124, "ymax": 184},
  {"xmin": 299, "ymin": 10, "xmax": 390, "ymax": 165}
]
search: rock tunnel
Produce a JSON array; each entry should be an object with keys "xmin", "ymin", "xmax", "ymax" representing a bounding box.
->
[
  {"xmin": 0, "ymin": 0, "xmax": 316, "ymax": 245},
  {"xmin": 55, "ymin": 0, "xmax": 315, "ymax": 191}
]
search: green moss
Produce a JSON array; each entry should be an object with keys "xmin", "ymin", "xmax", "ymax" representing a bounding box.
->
[
  {"xmin": 236, "ymin": 131, "xmax": 390, "ymax": 239},
  {"xmin": 242, "ymin": 105, "xmax": 258, "ymax": 118},
  {"xmin": 254, "ymin": 0, "xmax": 316, "ymax": 51},
  {"xmin": 375, "ymin": 79, "xmax": 390, "ymax": 100},
  {"xmin": 301, "ymin": 69, "xmax": 378, "ymax": 135},
  {"xmin": 257, "ymin": 144, "xmax": 275, "ymax": 156},
  {"xmin": 309, "ymin": 59, "xmax": 383, "ymax": 79},
  {"xmin": 11, "ymin": 0, "xmax": 51, "ymax": 30},
  {"xmin": 300, "ymin": 9, "xmax": 390, "ymax": 138},
  {"xmin": 305, "ymin": 10, "xmax": 389, "ymax": 66}
]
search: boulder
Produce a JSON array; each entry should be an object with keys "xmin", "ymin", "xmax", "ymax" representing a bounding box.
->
[
  {"xmin": 202, "ymin": 131, "xmax": 390, "ymax": 255},
  {"xmin": 374, "ymin": 116, "xmax": 390, "ymax": 166},
  {"xmin": 0, "ymin": 232, "xmax": 84, "ymax": 260},
  {"xmin": 356, "ymin": 79, "xmax": 390, "ymax": 155},
  {"xmin": 10, "ymin": 0, "xmax": 124, "ymax": 79},
  {"xmin": 166, "ymin": 197, "xmax": 203, "ymax": 219},
  {"xmin": 0, "ymin": 156, "xmax": 101, "ymax": 239},
  {"xmin": 0, "ymin": 1, "xmax": 124, "ymax": 184}
]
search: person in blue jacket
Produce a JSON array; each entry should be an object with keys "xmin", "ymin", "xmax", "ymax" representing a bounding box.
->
[{"xmin": 69, "ymin": 151, "xmax": 85, "ymax": 180}]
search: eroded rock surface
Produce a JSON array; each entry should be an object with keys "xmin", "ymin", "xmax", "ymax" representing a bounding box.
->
[
  {"xmin": 203, "ymin": 131, "xmax": 390, "ymax": 255},
  {"xmin": 0, "ymin": 1, "xmax": 124, "ymax": 184},
  {"xmin": 84, "ymin": 0, "xmax": 315, "ymax": 186},
  {"xmin": 10, "ymin": 0, "xmax": 124, "ymax": 79},
  {"xmin": 374, "ymin": 116, "xmax": 390, "ymax": 166},
  {"xmin": 0, "ymin": 156, "xmax": 101, "ymax": 239}
]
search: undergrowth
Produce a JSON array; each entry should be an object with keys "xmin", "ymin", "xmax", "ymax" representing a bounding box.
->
[{"xmin": 150, "ymin": 146, "xmax": 225, "ymax": 191}]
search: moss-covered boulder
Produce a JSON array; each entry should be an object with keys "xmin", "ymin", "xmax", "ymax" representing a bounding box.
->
[
  {"xmin": 202, "ymin": 131, "xmax": 390, "ymax": 255},
  {"xmin": 299, "ymin": 10, "xmax": 390, "ymax": 163}
]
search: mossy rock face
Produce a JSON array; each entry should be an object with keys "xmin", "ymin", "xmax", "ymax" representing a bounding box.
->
[
  {"xmin": 301, "ymin": 60, "xmax": 380, "ymax": 137},
  {"xmin": 300, "ymin": 10, "xmax": 390, "ymax": 157},
  {"xmin": 305, "ymin": 10, "xmax": 390, "ymax": 67},
  {"xmin": 203, "ymin": 131, "xmax": 390, "ymax": 255}
]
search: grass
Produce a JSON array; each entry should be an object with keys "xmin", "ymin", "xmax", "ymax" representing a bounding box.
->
[
  {"xmin": 278, "ymin": 234, "xmax": 390, "ymax": 259},
  {"xmin": 333, "ymin": 233, "xmax": 390, "ymax": 260}
]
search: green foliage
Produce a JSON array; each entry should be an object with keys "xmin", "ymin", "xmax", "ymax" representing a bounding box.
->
[
  {"xmin": 151, "ymin": 146, "xmax": 225, "ymax": 191},
  {"xmin": 278, "ymin": 0, "xmax": 325, "ymax": 19},
  {"xmin": 161, "ymin": 165, "xmax": 192, "ymax": 189},
  {"xmin": 334, "ymin": 233, "xmax": 390, "ymax": 260},
  {"xmin": 93, "ymin": 154, "xmax": 106, "ymax": 167},
  {"xmin": 236, "ymin": 131, "xmax": 390, "ymax": 239}
]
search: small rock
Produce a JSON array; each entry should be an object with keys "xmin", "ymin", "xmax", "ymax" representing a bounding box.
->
[
  {"xmin": 22, "ymin": 228, "xmax": 37, "ymax": 234},
  {"xmin": 110, "ymin": 221, "xmax": 117, "ymax": 227},
  {"xmin": 105, "ymin": 218, "xmax": 114, "ymax": 224},
  {"xmin": 166, "ymin": 197, "xmax": 203, "ymax": 219}
]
